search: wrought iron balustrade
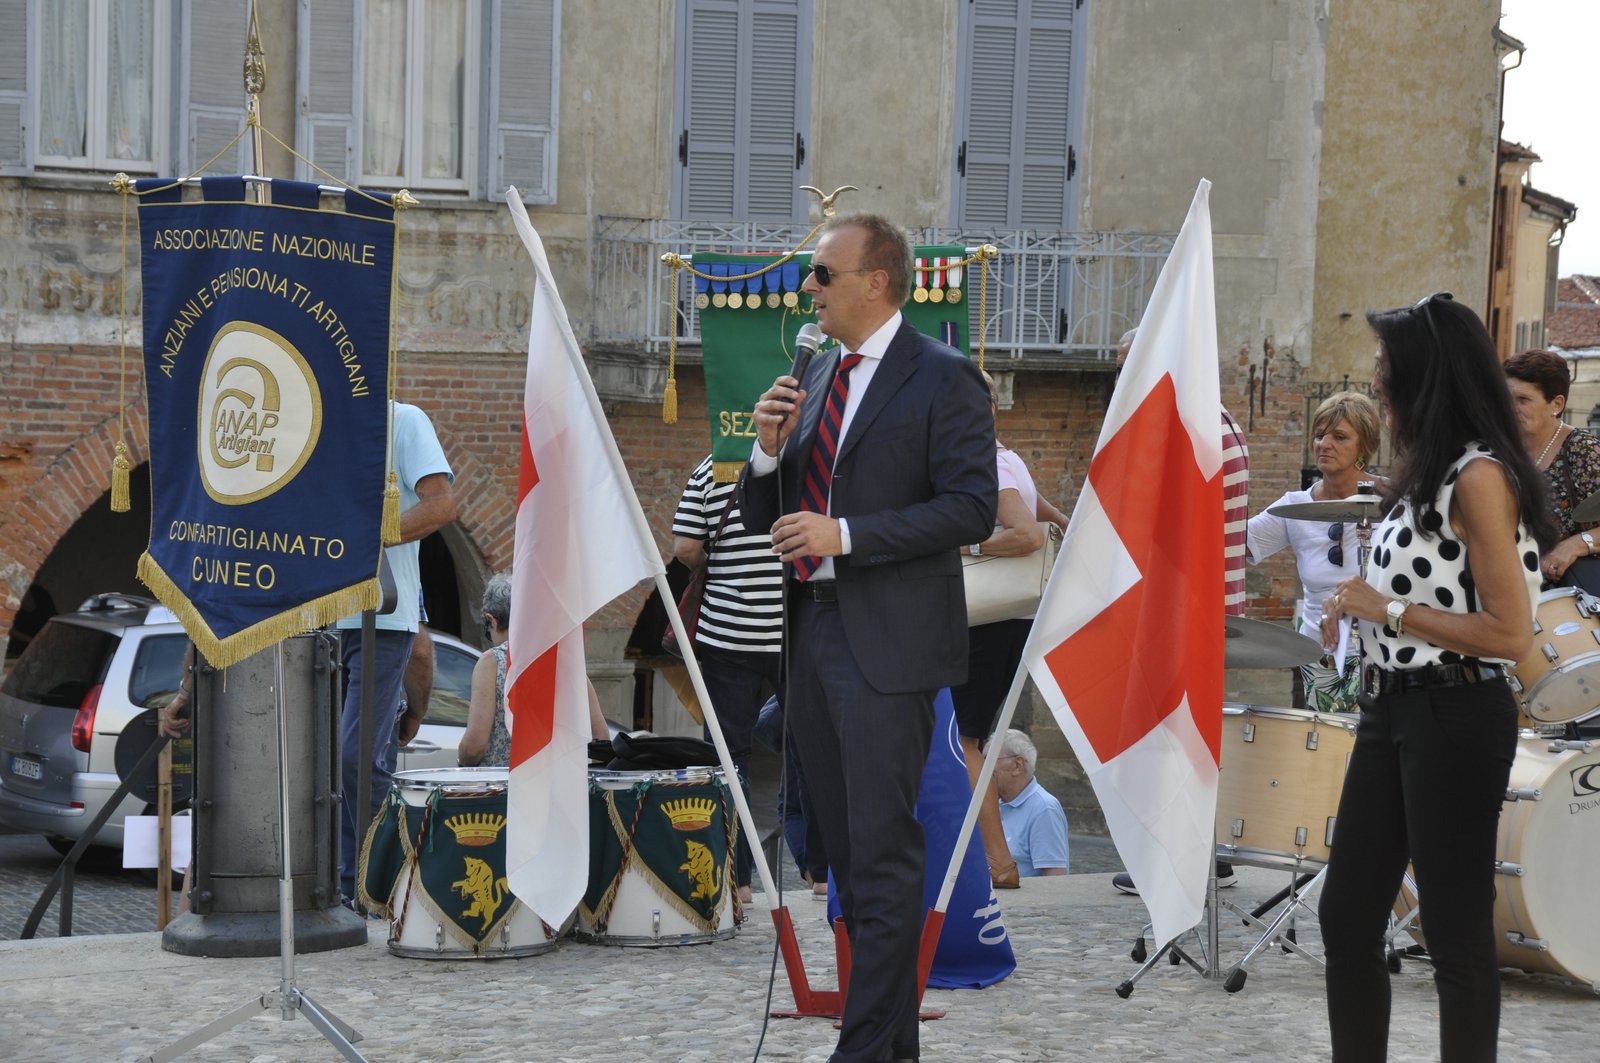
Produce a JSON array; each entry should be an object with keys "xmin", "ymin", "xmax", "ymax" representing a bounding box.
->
[{"xmin": 591, "ymin": 216, "xmax": 1175, "ymax": 365}]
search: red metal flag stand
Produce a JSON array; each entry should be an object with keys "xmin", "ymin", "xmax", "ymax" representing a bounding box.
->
[{"xmin": 768, "ymin": 907, "xmax": 947, "ymax": 1021}]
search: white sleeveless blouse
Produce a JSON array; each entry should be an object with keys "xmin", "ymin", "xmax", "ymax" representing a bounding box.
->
[{"xmin": 1360, "ymin": 443, "xmax": 1541, "ymax": 669}]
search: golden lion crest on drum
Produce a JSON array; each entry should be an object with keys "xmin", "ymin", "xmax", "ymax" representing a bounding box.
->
[
  {"xmin": 453, "ymin": 856, "xmax": 510, "ymax": 932},
  {"xmin": 679, "ymin": 840, "xmax": 721, "ymax": 901}
]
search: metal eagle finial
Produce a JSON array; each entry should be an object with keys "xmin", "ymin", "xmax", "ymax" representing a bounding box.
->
[{"xmin": 801, "ymin": 185, "xmax": 859, "ymax": 217}]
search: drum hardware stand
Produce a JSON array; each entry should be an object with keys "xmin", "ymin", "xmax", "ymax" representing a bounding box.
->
[
  {"xmin": 1115, "ymin": 865, "xmax": 1225, "ymax": 998},
  {"xmin": 1222, "ymin": 864, "xmax": 1328, "ymax": 992},
  {"xmin": 141, "ymin": 643, "xmax": 368, "ymax": 1063}
]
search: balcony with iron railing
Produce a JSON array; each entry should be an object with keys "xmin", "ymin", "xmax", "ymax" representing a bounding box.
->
[{"xmin": 589, "ymin": 217, "xmax": 1177, "ymax": 369}]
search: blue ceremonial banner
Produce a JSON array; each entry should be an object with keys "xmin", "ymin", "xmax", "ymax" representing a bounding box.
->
[{"xmin": 134, "ymin": 179, "xmax": 396, "ymax": 666}]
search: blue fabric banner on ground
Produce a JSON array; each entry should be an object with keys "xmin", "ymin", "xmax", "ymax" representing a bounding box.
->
[
  {"xmin": 829, "ymin": 688, "xmax": 1017, "ymax": 989},
  {"xmin": 134, "ymin": 180, "xmax": 395, "ymax": 666}
]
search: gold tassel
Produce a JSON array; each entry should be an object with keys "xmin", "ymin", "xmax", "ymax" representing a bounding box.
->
[
  {"xmin": 111, "ymin": 442, "xmax": 132, "ymax": 513},
  {"xmin": 662, "ymin": 377, "xmax": 679, "ymax": 424},
  {"xmin": 381, "ymin": 471, "xmax": 402, "ymax": 545}
]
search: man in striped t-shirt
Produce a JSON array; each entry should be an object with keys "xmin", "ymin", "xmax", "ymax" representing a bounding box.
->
[{"xmin": 672, "ymin": 454, "xmax": 786, "ymax": 900}]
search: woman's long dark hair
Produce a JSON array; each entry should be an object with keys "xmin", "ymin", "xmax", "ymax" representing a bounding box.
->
[{"xmin": 1367, "ymin": 294, "xmax": 1557, "ymax": 551}]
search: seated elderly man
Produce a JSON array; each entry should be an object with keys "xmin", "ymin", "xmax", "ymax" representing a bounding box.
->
[{"xmin": 993, "ymin": 729, "xmax": 1069, "ymax": 877}]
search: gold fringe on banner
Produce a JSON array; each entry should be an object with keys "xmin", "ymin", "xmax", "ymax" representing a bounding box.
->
[
  {"xmin": 381, "ymin": 471, "xmax": 403, "ymax": 545},
  {"xmin": 137, "ymin": 552, "xmax": 380, "ymax": 669}
]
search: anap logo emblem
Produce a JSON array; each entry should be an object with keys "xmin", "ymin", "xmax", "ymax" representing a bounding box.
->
[{"xmin": 198, "ymin": 323, "xmax": 322, "ymax": 505}]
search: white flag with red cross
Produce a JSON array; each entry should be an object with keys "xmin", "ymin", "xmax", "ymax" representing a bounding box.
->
[
  {"xmin": 503, "ymin": 192, "xmax": 665, "ymax": 926},
  {"xmin": 1022, "ymin": 180, "xmax": 1224, "ymax": 948}
]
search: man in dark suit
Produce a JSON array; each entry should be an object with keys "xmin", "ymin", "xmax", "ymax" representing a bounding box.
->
[{"xmin": 741, "ymin": 213, "xmax": 997, "ymax": 1063}]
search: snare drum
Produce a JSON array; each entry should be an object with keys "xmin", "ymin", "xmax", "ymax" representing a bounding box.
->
[
  {"xmin": 1394, "ymin": 735, "xmax": 1600, "ymax": 988},
  {"xmin": 579, "ymin": 767, "xmax": 738, "ymax": 946},
  {"xmin": 385, "ymin": 767, "xmax": 557, "ymax": 960},
  {"xmin": 1508, "ymin": 588, "xmax": 1600, "ymax": 726},
  {"xmin": 1215, "ymin": 705, "xmax": 1357, "ymax": 870}
]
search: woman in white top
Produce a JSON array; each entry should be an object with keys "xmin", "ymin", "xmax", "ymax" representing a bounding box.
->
[
  {"xmin": 1318, "ymin": 293, "xmax": 1554, "ymax": 1063},
  {"xmin": 1245, "ymin": 391, "xmax": 1381, "ymax": 712}
]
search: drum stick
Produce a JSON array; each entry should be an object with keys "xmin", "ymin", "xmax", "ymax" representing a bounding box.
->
[{"xmin": 655, "ymin": 572, "xmax": 782, "ymax": 903}]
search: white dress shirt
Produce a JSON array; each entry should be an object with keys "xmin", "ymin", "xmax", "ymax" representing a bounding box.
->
[{"xmin": 751, "ymin": 311, "xmax": 903, "ymax": 580}]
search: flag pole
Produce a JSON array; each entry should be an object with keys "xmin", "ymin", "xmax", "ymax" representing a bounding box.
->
[
  {"xmin": 513, "ymin": 196, "xmax": 781, "ymax": 906},
  {"xmin": 933, "ymin": 659, "xmax": 1031, "ymax": 914},
  {"xmin": 655, "ymin": 573, "xmax": 782, "ymax": 903}
]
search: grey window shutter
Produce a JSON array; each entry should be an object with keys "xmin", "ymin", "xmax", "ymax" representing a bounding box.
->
[
  {"xmin": 0, "ymin": 0, "xmax": 28, "ymax": 174},
  {"xmin": 297, "ymin": 0, "xmax": 356, "ymax": 184},
  {"xmin": 681, "ymin": 0, "xmax": 740, "ymax": 218},
  {"xmin": 183, "ymin": 0, "xmax": 250, "ymax": 175},
  {"xmin": 957, "ymin": 0, "xmax": 1077, "ymax": 228},
  {"xmin": 493, "ymin": 0, "xmax": 560, "ymax": 204},
  {"xmin": 677, "ymin": 0, "xmax": 808, "ymax": 221}
]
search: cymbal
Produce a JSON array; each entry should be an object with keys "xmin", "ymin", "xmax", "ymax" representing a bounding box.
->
[
  {"xmin": 1268, "ymin": 494, "xmax": 1385, "ymax": 523},
  {"xmin": 1575, "ymin": 489, "xmax": 1600, "ymax": 524},
  {"xmin": 1224, "ymin": 615, "xmax": 1322, "ymax": 669}
]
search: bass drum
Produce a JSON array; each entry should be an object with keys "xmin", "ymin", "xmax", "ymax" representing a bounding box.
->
[{"xmin": 1395, "ymin": 735, "xmax": 1600, "ymax": 989}]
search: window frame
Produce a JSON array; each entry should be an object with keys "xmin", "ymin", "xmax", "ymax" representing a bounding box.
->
[
  {"xmin": 31, "ymin": 0, "xmax": 171, "ymax": 175},
  {"xmin": 358, "ymin": 0, "xmax": 483, "ymax": 196}
]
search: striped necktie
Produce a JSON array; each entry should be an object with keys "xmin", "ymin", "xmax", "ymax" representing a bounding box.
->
[{"xmin": 793, "ymin": 352, "xmax": 865, "ymax": 582}]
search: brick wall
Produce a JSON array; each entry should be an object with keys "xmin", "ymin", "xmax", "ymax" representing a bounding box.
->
[{"xmin": 1, "ymin": 341, "xmax": 1315, "ymax": 656}]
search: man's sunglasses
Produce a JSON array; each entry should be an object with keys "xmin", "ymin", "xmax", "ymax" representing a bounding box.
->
[{"xmin": 807, "ymin": 263, "xmax": 876, "ymax": 287}]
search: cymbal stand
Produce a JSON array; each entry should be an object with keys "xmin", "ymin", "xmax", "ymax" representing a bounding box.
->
[
  {"xmin": 141, "ymin": 643, "xmax": 367, "ymax": 1063},
  {"xmin": 1219, "ymin": 482, "xmax": 1381, "ymax": 992}
]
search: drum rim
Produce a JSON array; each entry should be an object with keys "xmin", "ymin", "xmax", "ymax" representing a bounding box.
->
[
  {"xmin": 587, "ymin": 767, "xmax": 722, "ymax": 786},
  {"xmin": 393, "ymin": 765, "xmax": 510, "ymax": 792}
]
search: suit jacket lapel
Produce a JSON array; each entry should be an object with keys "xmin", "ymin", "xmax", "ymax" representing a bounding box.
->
[{"xmin": 836, "ymin": 319, "xmax": 919, "ymax": 465}]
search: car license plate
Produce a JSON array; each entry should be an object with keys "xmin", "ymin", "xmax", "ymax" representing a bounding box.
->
[{"xmin": 10, "ymin": 756, "xmax": 42, "ymax": 780}]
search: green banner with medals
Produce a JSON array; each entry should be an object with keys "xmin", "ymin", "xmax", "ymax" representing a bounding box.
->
[
  {"xmin": 580, "ymin": 775, "xmax": 735, "ymax": 934},
  {"xmin": 693, "ymin": 245, "xmax": 973, "ymax": 482},
  {"xmin": 358, "ymin": 790, "xmax": 530, "ymax": 954}
]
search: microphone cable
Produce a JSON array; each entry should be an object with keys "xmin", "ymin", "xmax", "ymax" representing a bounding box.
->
[{"xmin": 750, "ymin": 326, "xmax": 824, "ymax": 1062}]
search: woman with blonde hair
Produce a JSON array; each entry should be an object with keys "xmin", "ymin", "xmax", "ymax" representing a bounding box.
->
[{"xmin": 1245, "ymin": 390, "xmax": 1382, "ymax": 712}]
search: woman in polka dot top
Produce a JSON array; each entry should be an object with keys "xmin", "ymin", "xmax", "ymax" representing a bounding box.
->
[{"xmin": 1315, "ymin": 293, "xmax": 1557, "ymax": 1063}]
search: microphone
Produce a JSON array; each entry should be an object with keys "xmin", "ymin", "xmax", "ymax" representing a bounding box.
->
[{"xmin": 789, "ymin": 322, "xmax": 824, "ymax": 386}]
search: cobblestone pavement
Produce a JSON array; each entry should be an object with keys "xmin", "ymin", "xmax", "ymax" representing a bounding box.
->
[{"xmin": 1, "ymin": 858, "xmax": 1594, "ymax": 1062}]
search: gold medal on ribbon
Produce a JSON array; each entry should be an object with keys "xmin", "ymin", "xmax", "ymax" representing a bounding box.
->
[
  {"xmin": 929, "ymin": 287, "xmax": 945, "ymax": 304},
  {"xmin": 747, "ymin": 294, "xmax": 762, "ymax": 310},
  {"xmin": 766, "ymin": 293, "xmax": 781, "ymax": 308},
  {"xmin": 783, "ymin": 292, "xmax": 799, "ymax": 308},
  {"xmin": 913, "ymin": 288, "xmax": 929, "ymax": 303},
  {"xmin": 728, "ymin": 292, "xmax": 744, "ymax": 309},
  {"xmin": 695, "ymin": 293, "xmax": 710, "ymax": 310},
  {"xmin": 946, "ymin": 287, "xmax": 963, "ymax": 304},
  {"xmin": 712, "ymin": 293, "xmax": 728, "ymax": 308}
]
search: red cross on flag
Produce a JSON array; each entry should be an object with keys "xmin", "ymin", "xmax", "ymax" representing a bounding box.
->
[
  {"xmin": 1022, "ymin": 181, "xmax": 1224, "ymax": 948},
  {"xmin": 503, "ymin": 193, "xmax": 666, "ymax": 926}
]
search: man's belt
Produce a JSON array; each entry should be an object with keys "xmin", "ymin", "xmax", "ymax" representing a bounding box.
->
[{"xmin": 789, "ymin": 580, "xmax": 838, "ymax": 603}]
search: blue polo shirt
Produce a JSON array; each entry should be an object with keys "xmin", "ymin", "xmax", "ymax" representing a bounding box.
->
[{"xmin": 999, "ymin": 777, "xmax": 1070, "ymax": 876}]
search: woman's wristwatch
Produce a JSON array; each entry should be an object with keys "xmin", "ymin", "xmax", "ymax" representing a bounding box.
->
[
  {"xmin": 1582, "ymin": 531, "xmax": 1596, "ymax": 556},
  {"xmin": 1386, "ymin": 597, "xmax": 1411, "ymax": 637}
]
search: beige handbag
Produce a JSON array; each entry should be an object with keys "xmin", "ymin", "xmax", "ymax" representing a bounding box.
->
[{"xmin": 960, "ymin": 521, "xmax": 1063, "ymax": 627}]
